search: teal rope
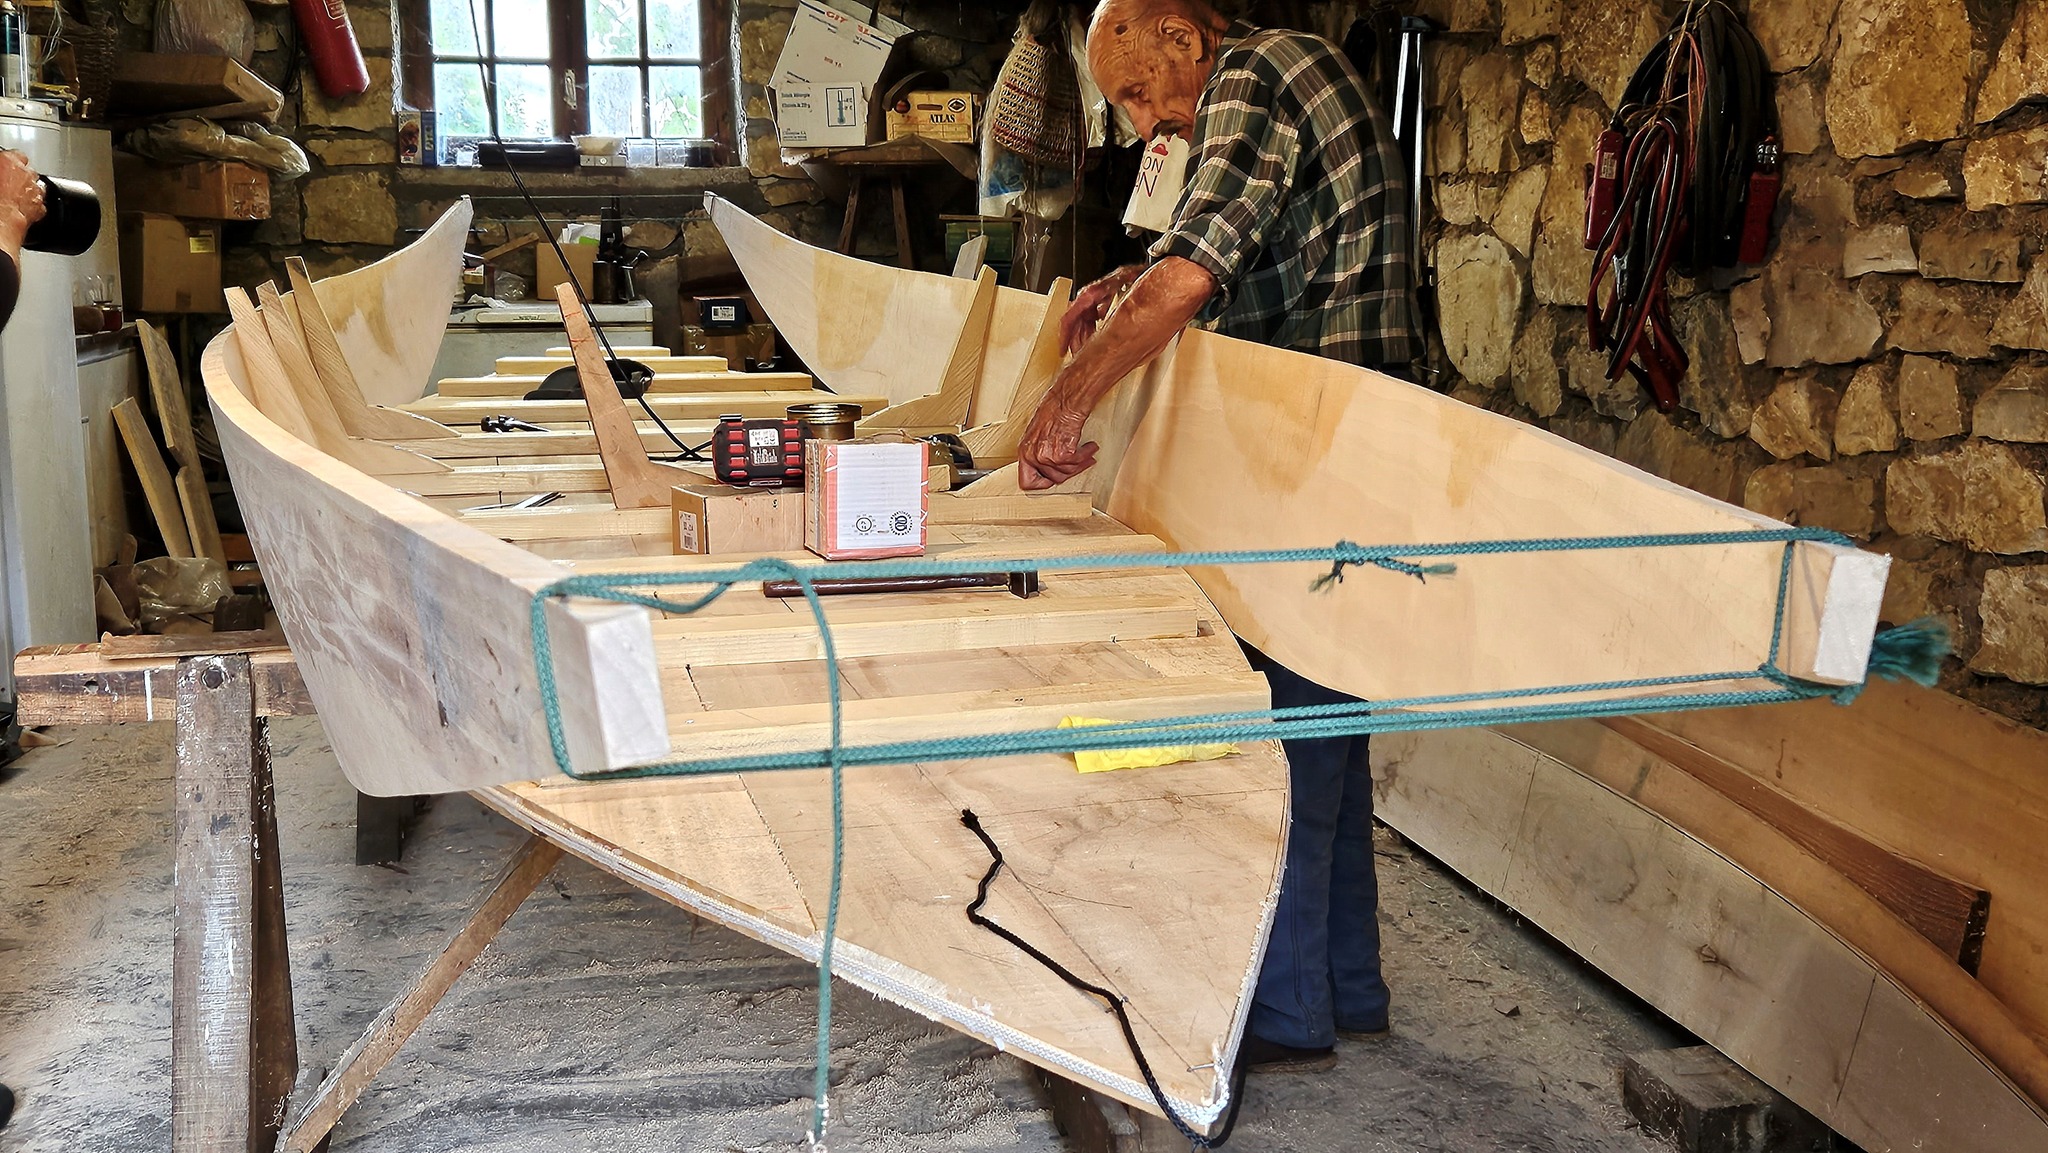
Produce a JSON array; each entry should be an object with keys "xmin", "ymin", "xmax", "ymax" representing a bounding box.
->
[{"xmin": 524, "ymin": 525, "xmax": 1938, "ymax": 1142}]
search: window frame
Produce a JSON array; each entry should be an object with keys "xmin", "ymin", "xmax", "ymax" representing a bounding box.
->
[{"xmin": 398, "ymin": 0, "xmax": 735, "ymax": 158}]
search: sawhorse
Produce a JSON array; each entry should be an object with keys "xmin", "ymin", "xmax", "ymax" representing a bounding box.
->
[{"xmin": 10, "ymin": 637, "xmax": 1194, "ymax": 1153}]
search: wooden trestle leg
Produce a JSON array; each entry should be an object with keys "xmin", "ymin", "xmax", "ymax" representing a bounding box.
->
[{"xmin": 171, "ymin": 655, "xmax": 298, "ymax": 1153}]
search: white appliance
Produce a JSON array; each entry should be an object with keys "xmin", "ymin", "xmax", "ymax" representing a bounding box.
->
[
  {"xmin": 428, "ymin": 299, "xmax": 655, "ymax": 385},
  {"xmin": 0, "ymin": 101, "xmax": 127, "ymax": 698}
]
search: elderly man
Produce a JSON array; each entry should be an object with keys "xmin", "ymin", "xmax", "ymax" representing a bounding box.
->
[{"xmin": 1018, "ymin": 0, "xmax": 1419, "ymax": 1072}]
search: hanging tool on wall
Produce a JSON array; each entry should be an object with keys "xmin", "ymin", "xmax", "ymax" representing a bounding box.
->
[{"xmin": 1585, "ymin": 0, "xmax": 1778, "ymax": 412}]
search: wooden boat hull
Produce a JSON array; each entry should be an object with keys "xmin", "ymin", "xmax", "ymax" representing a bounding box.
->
[
  {"xmin": 199, "ymin": 202, "xmax": 1293, "ymax": 1125},
  {"xmin": 709, "ymin": 198, "xmax": 2048, "ymax": 1150}
]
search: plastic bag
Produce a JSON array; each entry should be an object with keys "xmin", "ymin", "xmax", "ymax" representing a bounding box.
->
[
  {"xmin": 124, "ymin": 118, "xmax": 310, "ymax": 180},
  {"xmin": 132, "ymin": 556, "xmax": 230, "ymax": 633},
  {"xmin": 154, "ymin": 0, "xmax": 255, "ymax": 62}
]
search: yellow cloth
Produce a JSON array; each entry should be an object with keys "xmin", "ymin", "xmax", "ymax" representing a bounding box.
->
[{"xmin": 1058, "ymin": 716, "xmax": 1239, "ymax": 774}]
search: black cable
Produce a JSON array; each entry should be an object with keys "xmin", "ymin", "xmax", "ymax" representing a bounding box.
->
[
  {"xmin": 958, "ymin": 809, "xmax": 1247, "ymax": 1149},
  {"xmin": 462, "ymin": 0, "xmax": 699, "ymax": 457}
]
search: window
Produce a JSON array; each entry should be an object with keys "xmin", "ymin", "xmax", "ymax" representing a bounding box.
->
[{"xmin": 404, "ymin": 0, "xmax": 733, "ymax": 162}]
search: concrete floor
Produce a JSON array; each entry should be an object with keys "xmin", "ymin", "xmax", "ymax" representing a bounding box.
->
[{"xmin": 0, "ymin": 716, "xmax": 1683, "ymax": 1152}]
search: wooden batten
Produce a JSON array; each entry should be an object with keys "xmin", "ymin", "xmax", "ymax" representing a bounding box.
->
[
  {"xmin": 495, "ymin": 354, "xmax": 728, "ymax": 376},
  {"xmin": 113, "ymin": 397, "xmax": 194, "ymax": 558},
  {"xmin": 284, "ymin": 257, "xmax": 457, "ymax": 441},
  {"xmin": 137, "ymin": 319, "xmax": 200, "ymax": 469},
  {"xmin": 960, "ymin": 277, "xmax": 1072, "ymax": 466},
  {"xmin": 401, "ymin": 392, "xmax": 877, "ymax": 426},
  {"xmin": 433, "ymin": 371, "xmax": 813, "ymax": 398}
]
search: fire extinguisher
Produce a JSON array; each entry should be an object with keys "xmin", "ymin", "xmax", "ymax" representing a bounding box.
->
[{"xmin": 292, "ymin": 0, "xmax": 370, "ymax": 99}]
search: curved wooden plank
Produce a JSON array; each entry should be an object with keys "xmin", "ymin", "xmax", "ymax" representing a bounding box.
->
[
  {"xmin": 308, "ymin": 201, "xmax": 472, "ymax": 408},
  {"xmin": 284, "ymin": 257, "xmax": 458, "ymax": 441},
  {"xmin": 710, "ymin": 194, "xmax": 1055, "ymax": 410},
  {"xmin": 1375, "ymin": 726, "xmax": 2048, "ymax": 1152},
  {"xmin": 858, "ymin": 267, "xmax": 996, "ymax": 431},
  {"xmin": 1645, "ymin": 686, "xmax": 2048, "ymax": 1050}
]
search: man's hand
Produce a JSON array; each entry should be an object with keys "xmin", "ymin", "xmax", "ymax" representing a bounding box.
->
[
  {"xmin": 0, "ymin": 151, "xmax": 44, "ymax": 260},
  {"xmin": 1060, "ymin": 264, "xmax": 1143, "ymax": 355},
  {"xmin": 1017, "ymin": 391, "xmax": 1098, "ymax": 490}
]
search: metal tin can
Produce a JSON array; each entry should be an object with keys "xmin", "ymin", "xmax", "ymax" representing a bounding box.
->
[
  {"xmin": 0, "ymin": 2, "xmax": 25, "ymax": 100},
  {"xmin": 786, "ymin": 401, "xmax": 862, "ymax": 441}
]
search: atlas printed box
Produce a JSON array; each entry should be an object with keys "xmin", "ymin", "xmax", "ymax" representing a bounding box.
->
[
  {"xmin": 885, "ymin": 90, "xmax": 980, "ymax": 143},
  {"xmin": 804, "ymin": 437, "xmax": 929, "ymax": 560},
  {"xmin": 671, "ymin": 483, "xmax": 804, "ymax": 555}
]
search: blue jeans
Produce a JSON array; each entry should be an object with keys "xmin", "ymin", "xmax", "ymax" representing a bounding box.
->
[{"xmin": 1243, "ymin": 644, "xmax": 1389, "ymax": 1049}]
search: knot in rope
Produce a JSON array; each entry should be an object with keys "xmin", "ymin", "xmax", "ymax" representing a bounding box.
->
[{"xmin": 1310, "ymin": 540, "xmax": 1459, "ymax": 592}]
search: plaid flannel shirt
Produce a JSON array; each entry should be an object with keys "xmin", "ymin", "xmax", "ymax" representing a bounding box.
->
[{"xmin": 1150, "ymin": 22, "xmax": 1419, "ymax": 369}]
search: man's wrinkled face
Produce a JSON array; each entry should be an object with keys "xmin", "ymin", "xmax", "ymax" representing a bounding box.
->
[{"xmin": 1088, "ymin": 14, "xmax": 1212, "ymax": 142}]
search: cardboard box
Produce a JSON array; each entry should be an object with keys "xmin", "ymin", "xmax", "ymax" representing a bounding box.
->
[
  {"xmin": 682, "ymin": 323, "xmax": 778, "ymax": 371},
  {"xmin": 535, "ymin": 242, "xmax": 598, "ymax": 297},
  {"xmin": 886, "ymin": 91, "xmax": 979, "ymax": 143},
  {"xmin": 114, "ymin": 157, "xmax": 270, "ymax": 221},
  {"xmin": 672, "ymin": 483, "xmax": 805, "ymax": 555},
  {"xmin": 769, "ymin": 0, "xmax": 909, "ymax": 148},
  {"xmin": 805, "ymin": 436, "xmax": 928, "ymax": 560},
  {"xmin": 118, "ymin": 213, "xmax": 222, "ymax": 314}
]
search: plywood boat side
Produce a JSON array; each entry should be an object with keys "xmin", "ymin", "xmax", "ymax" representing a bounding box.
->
[{"xmin": 199, "ymin": 208, "xmax": 1296, "ymax": 1125}]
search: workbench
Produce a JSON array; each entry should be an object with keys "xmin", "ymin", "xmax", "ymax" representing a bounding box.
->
[{"xmin": 10, "ymin": 635, "xmax": 1184, "ymax": 1153}]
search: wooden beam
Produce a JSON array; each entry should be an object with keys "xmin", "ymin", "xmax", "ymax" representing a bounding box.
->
[
  {"xmin": 13, "ymin": 644, "xmax": 311, "ymax": 725},
  {"xmin": 410, "ymin": 427, "xmax": 725, "ymax": 460},
  {"xmin": 859, "ymin": 266, "xmax": 996, "ymax": 432},
  {"xmin": 555, "ymin": 283, "xmax": 699, "ymax": 510},
  {"xmin": 400, "ymin": 391, "xmax": 878, "ymax": 426},
  {"xmin": 659, "ymin": 672, "xmax": 1271, "ymax": 759},
  {"xmin": 278, "ymin": 836, "xmax": 563, "ymax": 1153},
  {"xmin": 928, "ymin": 491, "xmax": 1094, "ymax": 524},
  {"xmin": 389, "ymin": 463, "xmax": 614, "ymax": 499},
  {"xmin": 652, "ymin": 594, "xmax": 1199, "ymax": 666},
  {"xmin": 491, "ymin": 354, "xmax": 727, "ymax": 376},
  {"xmin": 176, "ymin": 465, "xmax": 227, "ymax": 565},
  {"xmin": 1375, "ymin": 727, "xmax": 2048, "ymax": 1153},
  {"xmin": 459, "ymin": 504, "xmax": 671, "ymax": 541},
  {"xmin": 171, "ymin": 655, "xmax": 298, "ymax": 1153},
  {"xmin": 113, "ymin": 396, "xmax": 195, "ymax": 558},
  {"xmin": 284, "ymin": 257, "xmax": 457, "ymax": 441},
  {"xmin": 434, "ymin": 370, "xmax": 814, "ymax": 398}
]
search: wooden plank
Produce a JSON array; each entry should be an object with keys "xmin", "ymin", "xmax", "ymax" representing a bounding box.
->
[
  {"xmin": 541, "ymin": 344, "xmax": 670, "ymax": 358},
  {"xmin": 176, "ymin": 465, "xmax": 226, "ymax": 565},
  {"xmin": 433, "ymin": 370, "xmax": 813, "ymax": 398},
  {"xmin": 1645, "ymin": 685, "xmax": 2048, "ymax": 1049},
  {"xmin": 103, "ymin": 629, "xmax": 288, "ymax": 660},
  {"xmin": 137, "ymin": 319, "xmax": 198, "ymax": 469},
  {"xmin": 1597, "ymin": 715, "xmax": 1990, "ymax": 967},
  {"xmin": 112, "ymin": 396, "xmax": 194, "ymax": 558},
  {"xmin": 225, "ymin": 288, "xmax": 452, "ymax": 478},
  {"xmin": 389, "ymin": 463, "xmax": 614, "ymax": 499},
  {"xmin": 554, "ymin": 283, "xmax": 699, "ymax": 509},
  {"xmin": 1374, "ymin": 727, "xmax": 2048, "ymax": 1153},
  {"xmin": 858, "ymin": 266, "xmax": 995, "ymax": 431},
  {"xmin": 111, "ymin": 52, "xmax": 282, "ymax": 117},
  {"xmin": 492, "ymin": 354, "xmax": 728, "ymax": 376},
  {"xmin": 400, "ymin": 390, "xmax": 879, "ymax": 426},
  {"xmin": 12, "ymin": 644, "xmax": 311, "ymax": 724},
  {"xmin": 659, "ymin": 672, "xmax": 1269, "ymax": 759},
  {"xmin": 172, "ymin": 655, "xmax": 297, "ymax": 1153},
  {"xmin": 652, "ymin": 594, "xmax": 1198, "ymax": 666},
  {"xmin": 284, "ymin": 257, "xmax": 457, "ymax": 441},
  {"xmin": 410, "ymin": 426, "xmax": 724, "ymax": 460},
  {"xmin": 928, "ymin": 491, "xmax": 1094, "ymax": 524},
  {"xmin": 278, "ymin": 836, "xmax": 563, "ymax": 1153}
]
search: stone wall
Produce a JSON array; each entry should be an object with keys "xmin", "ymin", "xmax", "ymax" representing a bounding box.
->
[
  {"xmin": 1395, "ymin": 0, "xmax": 2048, "ymax": 728},
  {"xmin": 217, "ymin": 0, "xmax": 1027, "ymax": 301}
]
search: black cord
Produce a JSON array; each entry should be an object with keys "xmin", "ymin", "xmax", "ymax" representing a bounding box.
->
[
  {"xmin": 958, "ymin": 809, "xmax": 1246, "ymax": 1149},
  {"xmin": 462, "ymin": 0, "xmax": 698, "ymax": 456}
]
